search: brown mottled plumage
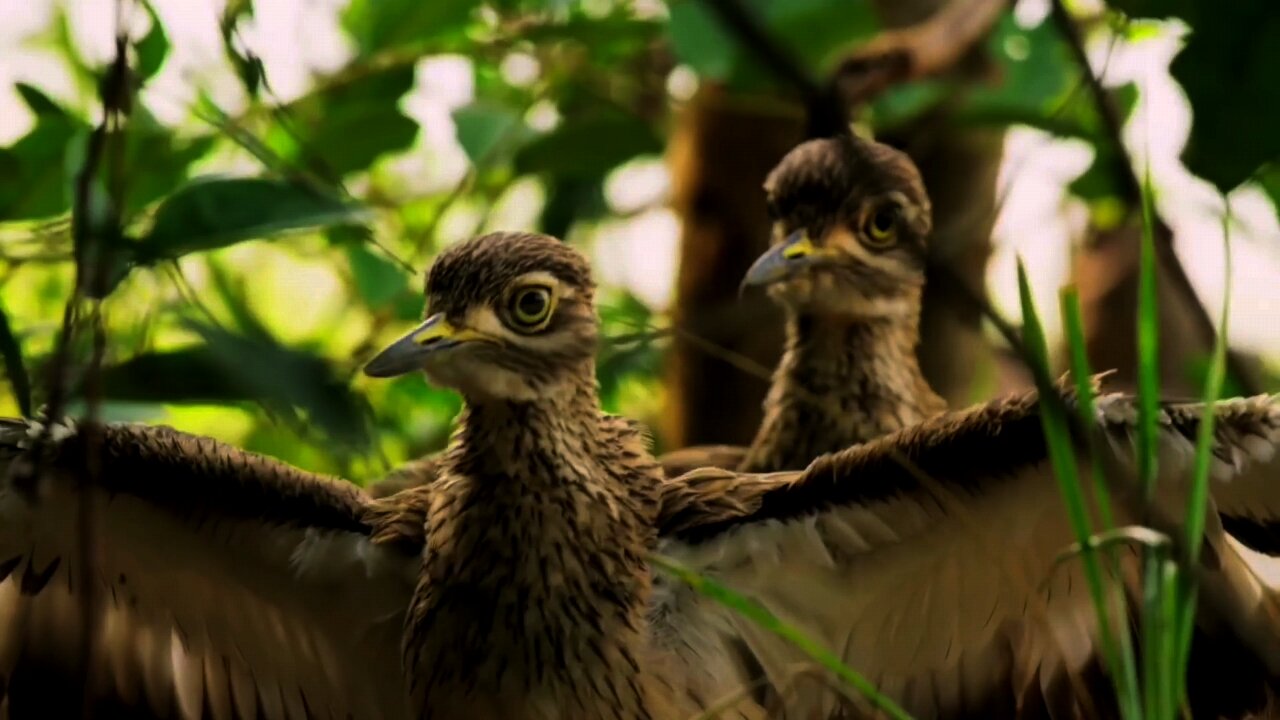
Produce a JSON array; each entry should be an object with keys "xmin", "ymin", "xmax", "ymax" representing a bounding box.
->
[
  {"xmin": 665, "ymin": 133, "xmax": 947, "ymax": 477},
  {"xmin": 5, "ymin": 232, "xmax": 1280, "ymax": 720},
  {"xmin": 737, "ymin": 135, "xmax": 946, "ymax": 472}
]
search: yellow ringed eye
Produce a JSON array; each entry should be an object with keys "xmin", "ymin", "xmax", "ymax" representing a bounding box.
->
[
  {"xmin": 865, "ymin": 207, "xmax": 897, "ymax": 246},
  {"xmin": 510, "ymin": 286, "xmax": 554, "ymax": 328}
]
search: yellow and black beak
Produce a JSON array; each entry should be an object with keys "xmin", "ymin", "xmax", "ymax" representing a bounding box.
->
[
  {"xmin": 363, "ymin": 313, "xmax": 487, "ymax": 378},
  {"xmin": 741, "ymin": 230, "xmax": 824, "ymax": 290}
]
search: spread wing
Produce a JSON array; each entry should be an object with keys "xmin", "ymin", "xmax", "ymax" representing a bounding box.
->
[
  {"xmin": 657, "ymin": 444, "xmax": 749, "ymax": 477},
  {"xmin": 1157, "ymin": 396, "xmax": 1280, "ymax": 554},
  {"xmin": 0, "ymin": 419, "xmax": 418, "ymax": 720},
  {"xmin": 653, "ymin": 389, "xmax": 1280, "ymax": 719}
]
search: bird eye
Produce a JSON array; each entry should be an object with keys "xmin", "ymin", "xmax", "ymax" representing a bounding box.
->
[
  {"xmin": 509, "ymin": 286, "xmax": 554, "ymax": 329},
  {"xmin": 864, "ymin": 206, "xmax": 898, "ymax": 247}
]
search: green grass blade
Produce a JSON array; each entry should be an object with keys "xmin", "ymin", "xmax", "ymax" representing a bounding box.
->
[
  {"xmin": 1061, "ymin": 287, "xmax": 1141, "ymax": 718},
  {"xmin": 1134, "ymin": 160, "xmax": 1169, "ymax": 719},
  {"xmin": 1060, "ymin": 288, "xmax": 1118, "ymax": 531},
  {"xmin": 1158, "ymin": 559, "xmax": 1180, "ymax": 720},
  {"xmin": 1172, "ymin": 199, "xmax": 1233, "ymax": 703},
  {"xmin": 1136, "ymin": 164, "xmax": 1160, "ymax": 506},
  {"xmin": 1017, "ymin": 261, "xmax": 1138, "ymax": 716},
  {"xmin": 1143, "ymin": 553, "xmax": 1178, "ymax": 720},
  {"xmin": 651, "ymin": 554, "xmax": 914, "ymax": 720}
]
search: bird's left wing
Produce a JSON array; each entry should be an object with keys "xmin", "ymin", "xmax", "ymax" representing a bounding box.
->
[
  {"xmin": 366, "ymin": 455, "xmax": 445, "ymax": 498},
  {"xmin": 652, "ymin": 388, "xmax": 1280, "ymax": 719},
  {"xmin": 657, "ymin": 444, "xmax": 750, "ymax": 477},
  {"xmin": 0, "ymin": 419, "xmax": 419, "ymax": 720}
]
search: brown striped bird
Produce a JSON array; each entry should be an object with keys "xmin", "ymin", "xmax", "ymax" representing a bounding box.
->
[
  {"xmin": 661, "ymin": 132, "xmax": 947, "ymax": 477},
  {"xmin": 3, "ymin": 232, "xmax": 1280, "ymax": 719}
]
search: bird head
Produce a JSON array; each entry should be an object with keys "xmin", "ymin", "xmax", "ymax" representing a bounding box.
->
[
  {"xmin": 742, "ymin": 134, "xmax": 932, "ymax": 320},
  {"xmin": 363, "ymin": 232, "xmax": 598, "ymax": 402}
]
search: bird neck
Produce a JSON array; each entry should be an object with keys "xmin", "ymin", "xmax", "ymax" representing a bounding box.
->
[
  {"xmin": 740, "ymin": 308, "xmax": 945, "ymax": 473},
  {"xmin": 457, "ymin": 369, "xmax": 604, "ymax": 476},
  {"xmin": 409, "ymin": 366, "xmax": 666, "ymax": 716}
]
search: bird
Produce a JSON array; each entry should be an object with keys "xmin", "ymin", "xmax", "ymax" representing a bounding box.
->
[
  {"xmin": 668, "ymin": 132, "xmax": 946, "ymax": 476},
  {"xmin": 3, "ymin": 231, "xmax": 1280, "ymax": 719},
  {"xmin": 367, "ymin": 134, "xmax": 942, "ymax": 493}
]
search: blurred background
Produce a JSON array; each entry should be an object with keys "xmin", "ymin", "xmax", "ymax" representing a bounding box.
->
[{"xmin": 0, "ymin": 0, "xmax": 1276, "ymax": 483}]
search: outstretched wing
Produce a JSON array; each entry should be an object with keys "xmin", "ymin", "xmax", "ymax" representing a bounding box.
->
[
  {"xmin": 654, "ymin": 389, "xmax": 1280, "ymax": 720},
  {"xmin": 366, "ymin": 455, "xmax": 445, "ymax": 498},
  {"xmin": 1154, "ymin": 396, "xmax": 1280, "ymax": 554},
  {"xmin": 0, "ymin": 420, "xmax": 418, "ymax": 720}
]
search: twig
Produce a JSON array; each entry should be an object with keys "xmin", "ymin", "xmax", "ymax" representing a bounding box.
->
[
  {"xmin": 695, "ymin": 0, "xmax": 844, "ymax": 136},
  {"xmin": 830, "ymin": 0, "xmax": 1008, "ymax": 109},
  {"xmin": 27, "ymin": 5, "xmax": 138, "ymax": 715},
  {"xmin": 1046, "ymin": 0, "xmax": 1138, "ymax": 202}
]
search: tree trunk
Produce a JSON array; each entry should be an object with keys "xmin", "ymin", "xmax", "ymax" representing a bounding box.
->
[{"xmin": 661, "ymin": 88, "xmax": 803, "ymax": 448}]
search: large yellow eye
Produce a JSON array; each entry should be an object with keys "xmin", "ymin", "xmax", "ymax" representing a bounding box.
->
[
  {"xmin": 864, "ymin": 206, "xmax": 898, "ymax": 247},
  {"xmin": 509, "ymin": 286, "xmax": 554, "ymax": 329}
]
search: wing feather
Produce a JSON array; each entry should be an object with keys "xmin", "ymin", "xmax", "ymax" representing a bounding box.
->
[
  {"xmin": 0, "ymin": 419, "xmax": 418, "ymax": 719},
  {"xmin": 655, "ymin": 387, "xmax": 1280, "ymax": 719}
]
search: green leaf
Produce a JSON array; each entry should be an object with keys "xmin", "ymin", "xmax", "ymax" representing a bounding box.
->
[
  {"xmin": 0, "ymin": 300, "xmax": 32, "ymax": 418},
  {"xmin": 96, "ymin": 326, "xmax": 371, "ymax": 446},
  {"xmin": 667, "ymin": 2, "xmax": 737, "ymax": 81},
  {"xmin": 1258, "ymin": 163, "xmax": 1280, "ymax": 214},
  {"xmin": 1173, "ymin": 5, "xmax": 1280, "ymax": 191},
  {"xmin": 123, "ymin": 110, "xmax": 217, "ymax": 213},
  {"xmin": 135, "ymin": 177, "xmax": 369, "ymax": 261},
  {"xmin": 342, "ymin": 0, "xmax": 475, "ymax": 56},
  {"xmin": 961, "ymin": 12, "xmax": 1075, "ymax": 119},
  {"xmin": 516, "ymin": 113, "xmax": 660, "ymax": 179},
  {"xmin": 346, "ymin": 242, "xmax": 411, "ymax": 309},
  {"xmin": 1109, "ymin": 0, "xmax": 1280, "ymax": 191},
  {"xmin": 452, "ymin": 102, "xmax": 523, "ymax": 163},
  {"xmin": 0, "ymin": 85, "xmax": 88, "ymax": 220},
  {"xmin": 135, "ymin": 1, "xmax": 169, "ymax": 81},
  {"xmin": 268, "ymin": 66, "xmax": 419, "ymax": 177},
  {"xmin": 666, "ymin": 0, "xmax": 877, "ymax": 90}
]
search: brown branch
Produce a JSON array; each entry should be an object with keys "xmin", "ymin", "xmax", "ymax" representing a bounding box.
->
[
  {"xmin": 1046, "ymin": 0, "xmax": 1264, "ymax": 397},
  {"xmin": 830, "ymin": 0, "xmax": 1009, "ymax": 109},
  {"xmin": 698, "ymin": 0, "xmax": 1008, "ymax": 136}
]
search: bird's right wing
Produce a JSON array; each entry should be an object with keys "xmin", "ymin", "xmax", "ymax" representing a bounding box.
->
[
  {"xmin": 1156, "ymin": 396, "xmax": 1280, "ymax": 554},
  {"xmin": 0, "ymin": 419, "xmax": 419, "ymax": 720}
]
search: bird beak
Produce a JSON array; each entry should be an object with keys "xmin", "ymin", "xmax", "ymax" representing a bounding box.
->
[
  {"xmin": 740, "ymin": 230, "xmax": 825, "ymax": 291},
  {"xmin": 363, "ymin": 313, "xmax": 488, "ymax": 378}
]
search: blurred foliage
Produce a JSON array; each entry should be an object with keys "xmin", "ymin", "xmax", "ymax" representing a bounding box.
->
[
  {"xmin": 0, "ymin": 0, "xmax": 1275, "ymax": 482},
  {"xmin": 1109, "ymin": 0, "xmax": 1280, "ymax": 191}
]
